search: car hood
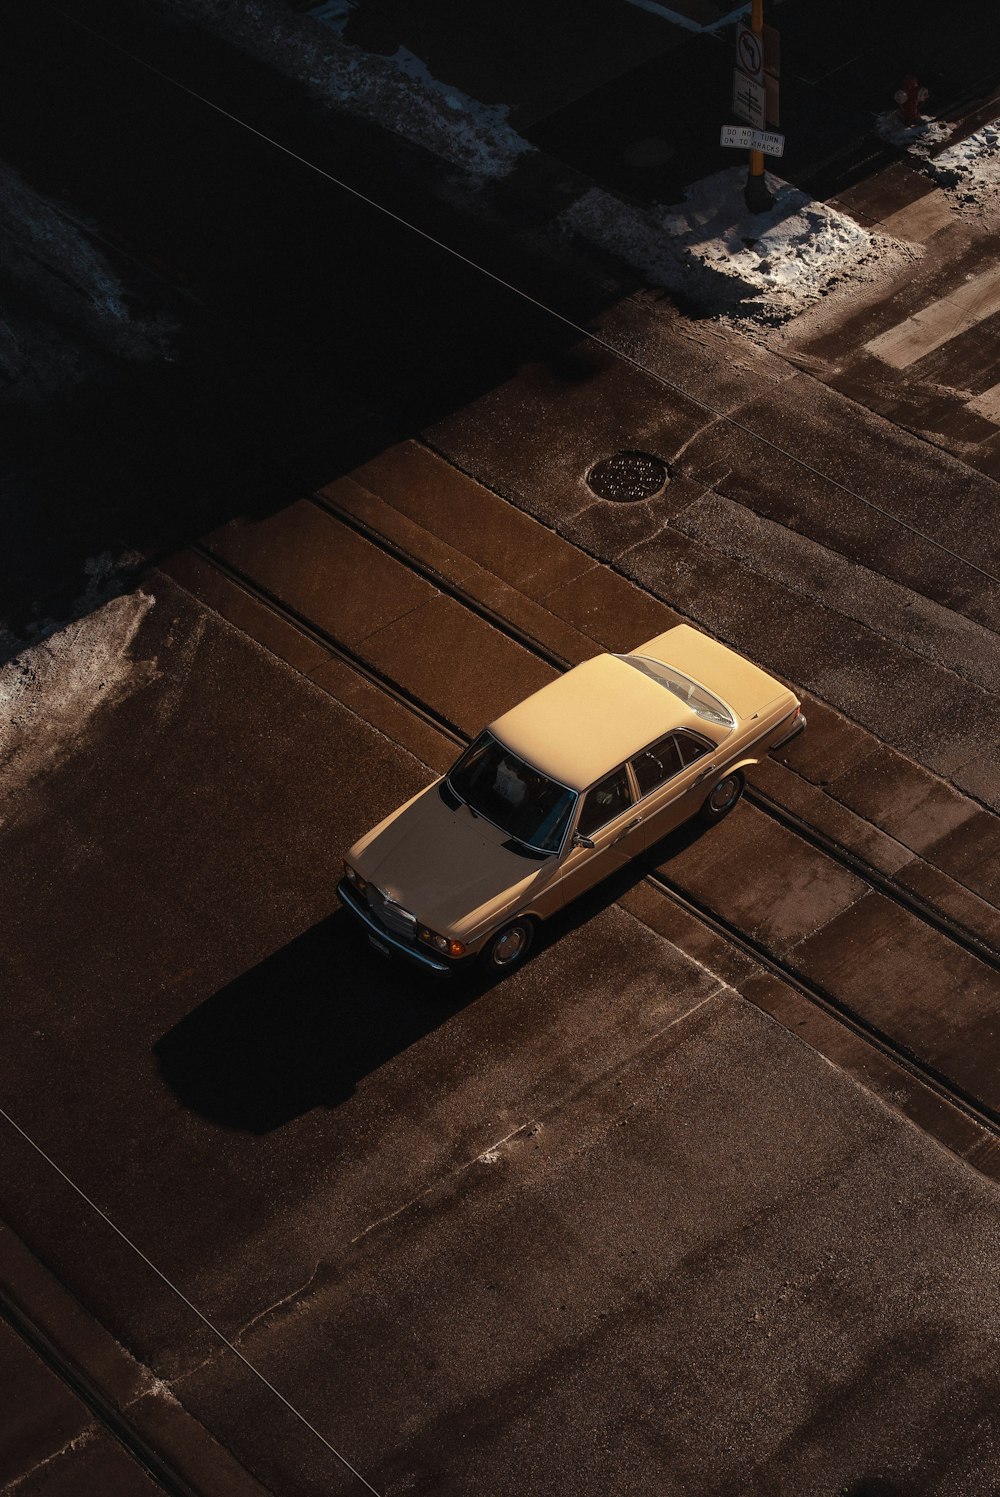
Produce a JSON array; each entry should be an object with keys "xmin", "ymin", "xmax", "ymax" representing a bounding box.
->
[{"xmin": 351, "ymin": 783, "xmax": 555, "ymax": 936}]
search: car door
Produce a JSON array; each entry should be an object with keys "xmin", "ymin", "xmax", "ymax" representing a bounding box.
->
[
  {"xmin": 630, "ymin": 729, "xmax": 720, "ymax": 850},
  {"xmin": 553, "ymin": 764, "xmax": 646, "ymax": 908}
]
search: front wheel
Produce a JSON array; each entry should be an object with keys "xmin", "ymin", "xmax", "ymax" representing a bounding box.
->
[
  {"xmin": 481, "ymin": 918, "xmax": 535, "ymax": 973},
  {"xmin": 699, "ymin": 769, "xmax": 745, "ymax": 823}
]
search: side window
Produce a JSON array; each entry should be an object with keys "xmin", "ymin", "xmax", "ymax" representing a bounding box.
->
[
  {"xmin": 631, "ymin": 734, "xmax": 684, "ymax": 796},
  {"xmin": 675, "ymin": 731, "xmax": 710, "ymax": 768},
  {"xmin": 577, "ymin": 767, "xmax": 633, "ymax": 839}
]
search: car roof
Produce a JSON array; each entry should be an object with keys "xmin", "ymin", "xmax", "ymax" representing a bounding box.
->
[{"xmin": 488, "ymin": 653, "xmax": 711, "ymax": 793}]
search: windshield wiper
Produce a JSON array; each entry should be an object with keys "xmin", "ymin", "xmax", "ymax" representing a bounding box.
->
[
  {"xmin": 502, "ymin": 838, "xmax": 549, "ymax": 860},
  {"xmin": 439, "ymin": 779, "xmax": 462, "ymax": 811}
]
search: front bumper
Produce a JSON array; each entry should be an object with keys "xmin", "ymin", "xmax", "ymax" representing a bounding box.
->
[
  {"xmin": 337, "ymin": 879, "xmax": 453, "ymax": 975},
  {"xmin": 772, "ymin": 712, "xmax": 807, "ymax": 750}
]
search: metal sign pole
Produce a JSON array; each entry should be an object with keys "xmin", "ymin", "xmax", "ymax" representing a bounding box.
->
[{"xmin": 744, "ymin": 0, "xmax": 774, "ymax": 212}]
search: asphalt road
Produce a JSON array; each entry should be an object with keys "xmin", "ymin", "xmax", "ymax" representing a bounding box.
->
[
  {"xmin": 4, "ymin": 579, "xmax": 1000, "ymax": 1497},
  {"xmin": 5, "ymin": 3, "xmax": 1000, "ymax": 1495}
]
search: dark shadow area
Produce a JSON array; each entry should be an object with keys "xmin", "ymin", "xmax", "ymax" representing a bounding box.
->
[
  {"xmin": 1, "ymin": 0, "xmax": 608, "ymax": 632},
  {"xmin": 9, "ymin": 2, "xmax": 998, "ymax": 632},
  {"xmin": 155, "ymin": 814, "xmax": 717, "ymax": 1133},
  {"xmin": 156, "ymin": 907, "xmax": 497, "ymax": 1132},
  {"xmin": 527, "ymin": 1, "xmax": 1000, "ymax": 206}
]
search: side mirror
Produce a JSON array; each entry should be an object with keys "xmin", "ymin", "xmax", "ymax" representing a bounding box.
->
[{"xmin": 573, "ymin": 832, "xmax": 595, "ymax": 850}]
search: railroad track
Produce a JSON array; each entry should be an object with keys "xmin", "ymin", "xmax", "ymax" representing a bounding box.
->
[
  {"xmin": 36, "ymin": 0, "xmax": 1000, "ymax": 983},
  {"xmin": 0, "ymin": 1289, "xmax": 200, "ymax": 1497},
  {"xmin": 187, "ymin": 530, "xmax": 1000, "ymax": 1144},
  {"xmin": 34, "ymin": 0, "xmax": 1000, "ymax": 1145},
  {"xmin": 306, "ymin": 483, "xmax": 1000, "ymax": 971}
]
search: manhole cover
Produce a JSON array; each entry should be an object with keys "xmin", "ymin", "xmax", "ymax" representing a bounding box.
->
[{"xmin": 587, "ymin": 451, "xmax": 668, "ymax": 503}]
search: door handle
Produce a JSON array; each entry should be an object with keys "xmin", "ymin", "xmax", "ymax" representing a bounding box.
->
[
  {"xmin": 694, "ymin": 763, "xmax": 717, "ymax": 783},
  {"xmin": 612, "ymin": 817, "xmax": 643, "ymax": 845}
]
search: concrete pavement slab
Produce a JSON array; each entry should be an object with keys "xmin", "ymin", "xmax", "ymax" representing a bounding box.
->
[
  {"xmin": 540, "ymin": 564, "xmax": 680, "ymax": 654},
  {"xmin": 359, "ymin": 592, "xmax": 556, "ymax": 735},
  {"xmin": 0, "ymin": 1317, "xmax": 92, "ymax": 1492},
  {"xmin": 619, "ymin": 881, "xmax": 762, "ymax": 991},
  {"xmin": 157, "ymin": 554, "xmax": 461, "ymax": 775},
  {"xmin": 560, "ymin": 476, "xmax": 705, "ymax": 565},
  {"xmin": 873, "ymin": 188, "xmax": 957, "ymax": 243},
  {"xmin": 319, "ymin": 470, "xmax": 597, "ymax": 663},
  {"xmin": 650, "ymin": 803, "xmax": 868, "ymax": 956},
  {"xmin": 750, "ymin": 759, "xmax": 915, "ymax": 878},
  {"xmin": 739, "ymin": 968, "xmax": 1000, "ymax": 1170},
  {"xmin": 676, "ymin": 379, "xmax": 1000, "ymax": 628},
  {"xmin": 0, "ymin": 1224, "xmax": 271, "ymax": 1497},
  {"xmin": 159, "ymin": 549, "xmax": 336, "ymax": 679},
  {"xmin": 617, "ymin": 522, "xmax": 1000, "ymax": 808},
  {"xmin": 775, "ymin": 695, "xmax": 880, "ymax": 786},
  {"xmin": 920, "ymin": 812, "xmax": 1000, "ymax": 907},
  {"xmin": 8, "ymin": 1434, "xmax": 163, "ymax": 1496},
  {"xmin": 203, "ymin": 502, "xmax": 434, "ymax": 647},
  {"xmin": 345, "ymin": 442, "xmax": 594, "ymax": 601},
  {"xmin": 171, "ymin": 995, "xmax": 1000, "ymax": 1496},
  {"xmin": 427, "ymin": 345, "xmax": 707, "ymax": 531},
  {"xmin": 791, "ymin": 891, "xmax": 1000, "ymax": 1113},
  {"xmin": 829, "ymin": 749, "xmax": 984, "ymax": 857},
  {"xmin": 894, "ymin": 859, "xmax": 1000, "ymax": 953},
  {"xmin": 830, "ymin": 160, "xmax": 944, "ymax": 232}
]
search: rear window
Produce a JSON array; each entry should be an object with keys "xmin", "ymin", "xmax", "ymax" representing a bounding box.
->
[{"xmin": 617, "ymin": 654, "xmax": 735, "ymax": 728}]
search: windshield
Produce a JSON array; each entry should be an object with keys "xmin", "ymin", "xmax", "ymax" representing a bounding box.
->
[
  {"xmin": 618, "ymin": 654, "xmax": 735, "ymax": 728},
  {"xmin": 446, "ymin": 733, "xmax": 577, "ymax": 853}
]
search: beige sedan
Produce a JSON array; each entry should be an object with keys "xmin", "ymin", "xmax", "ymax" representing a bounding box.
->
[{"xmin": 339, "ymin": 624, "xmax": 804, "ymax": 974}]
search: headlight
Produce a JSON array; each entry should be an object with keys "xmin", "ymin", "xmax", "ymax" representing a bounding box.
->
[
  {"xmin": 342, "ymin": 861, "xmax": 367, "ymax": 894},
  {"xmin": 418, "ymin": 927, "xmax": 466, "ymax": 959}
]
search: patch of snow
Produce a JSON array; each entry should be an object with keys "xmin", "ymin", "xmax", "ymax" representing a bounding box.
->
[
  {"xmin": 874, "ymin": 111, "xmax": 1000, "ymax": 216},
  {"xmin": 0, "ymin": 592, "xmax": 156, "ymax": 817},
  {"xmin": 925, "ymin": 122, "xmax": 1000, "ymax": 210},
  {"xmin": 0, "ymin": 167, "xmax": 174, "ymax": 399},
  {"xmin": 0, "ymin": 551, "xmax": 142, "ymax": 660},
  {"xmin": 873, "ymin": 110, "xmax": 951, "ymax": 152},
  {"xmin": 560, "ymin": 169, "xmax": 917, "ymax": 322},
  {"xmin": 166, "ymin": 0, "xmax": 530, "ymax": 178},
  {"xmin": 388, "ymin": 46, "xmax": 522, "ymax": 138},
  {"xmin": 157, "ymin": 0, "xmax": 921, "ymax": 318},
  {"xmin": 0, "ymin": 164, "xmax": 130, "ymax": 323}
]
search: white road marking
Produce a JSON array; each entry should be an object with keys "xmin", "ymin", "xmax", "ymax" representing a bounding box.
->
[
  {"xmin": 865, "ymin": 265, "xmax": 1000, "ymax": 368},
  {"xmin": 877, "ymin": 189, "xmax": 953, "ymax": 243},
  {"xmin": 966, "ymin": 381, "xmax": 1000, "ymax": 423}
]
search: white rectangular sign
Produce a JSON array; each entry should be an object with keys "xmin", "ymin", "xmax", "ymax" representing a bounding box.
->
[
  {"xmin": 732, "ymin": 69, "xmax": 766, "ymax": 129},
  {"xmin": 720, "ymin": 124, "xmax": 785, "ymax": 157}
]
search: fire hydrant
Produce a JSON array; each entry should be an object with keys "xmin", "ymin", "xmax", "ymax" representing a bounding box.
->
[{"xmin": 895, "ymin": 74, "xmax": 928, "ymax": 126}]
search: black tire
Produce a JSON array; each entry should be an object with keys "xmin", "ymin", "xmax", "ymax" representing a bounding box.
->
[
  {"xmin": 699, "ymin": 769, "xmax": 745, "ymax": 823},
  {"xmin": 481, "ymin": 917, "xmax": 535, "ymax": 973}
]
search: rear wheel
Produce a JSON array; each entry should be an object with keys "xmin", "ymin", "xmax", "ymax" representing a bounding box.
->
[
  {"xmin": 700, "ymin": 769, "xmax": 745, "ymax": 823},
  {"xmin": 481, "ymin": 918, "xmax": 535, "ymax": 973}
]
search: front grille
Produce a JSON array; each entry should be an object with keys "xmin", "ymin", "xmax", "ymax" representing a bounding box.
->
[{"xmin": 366, "ymin": 885, "xmax": 417, "ymax": 940}]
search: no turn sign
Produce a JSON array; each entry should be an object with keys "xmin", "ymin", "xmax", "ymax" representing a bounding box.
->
[{"xmin": 736, "ymin": 24, "xmax": 764, "ymax": 82}]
